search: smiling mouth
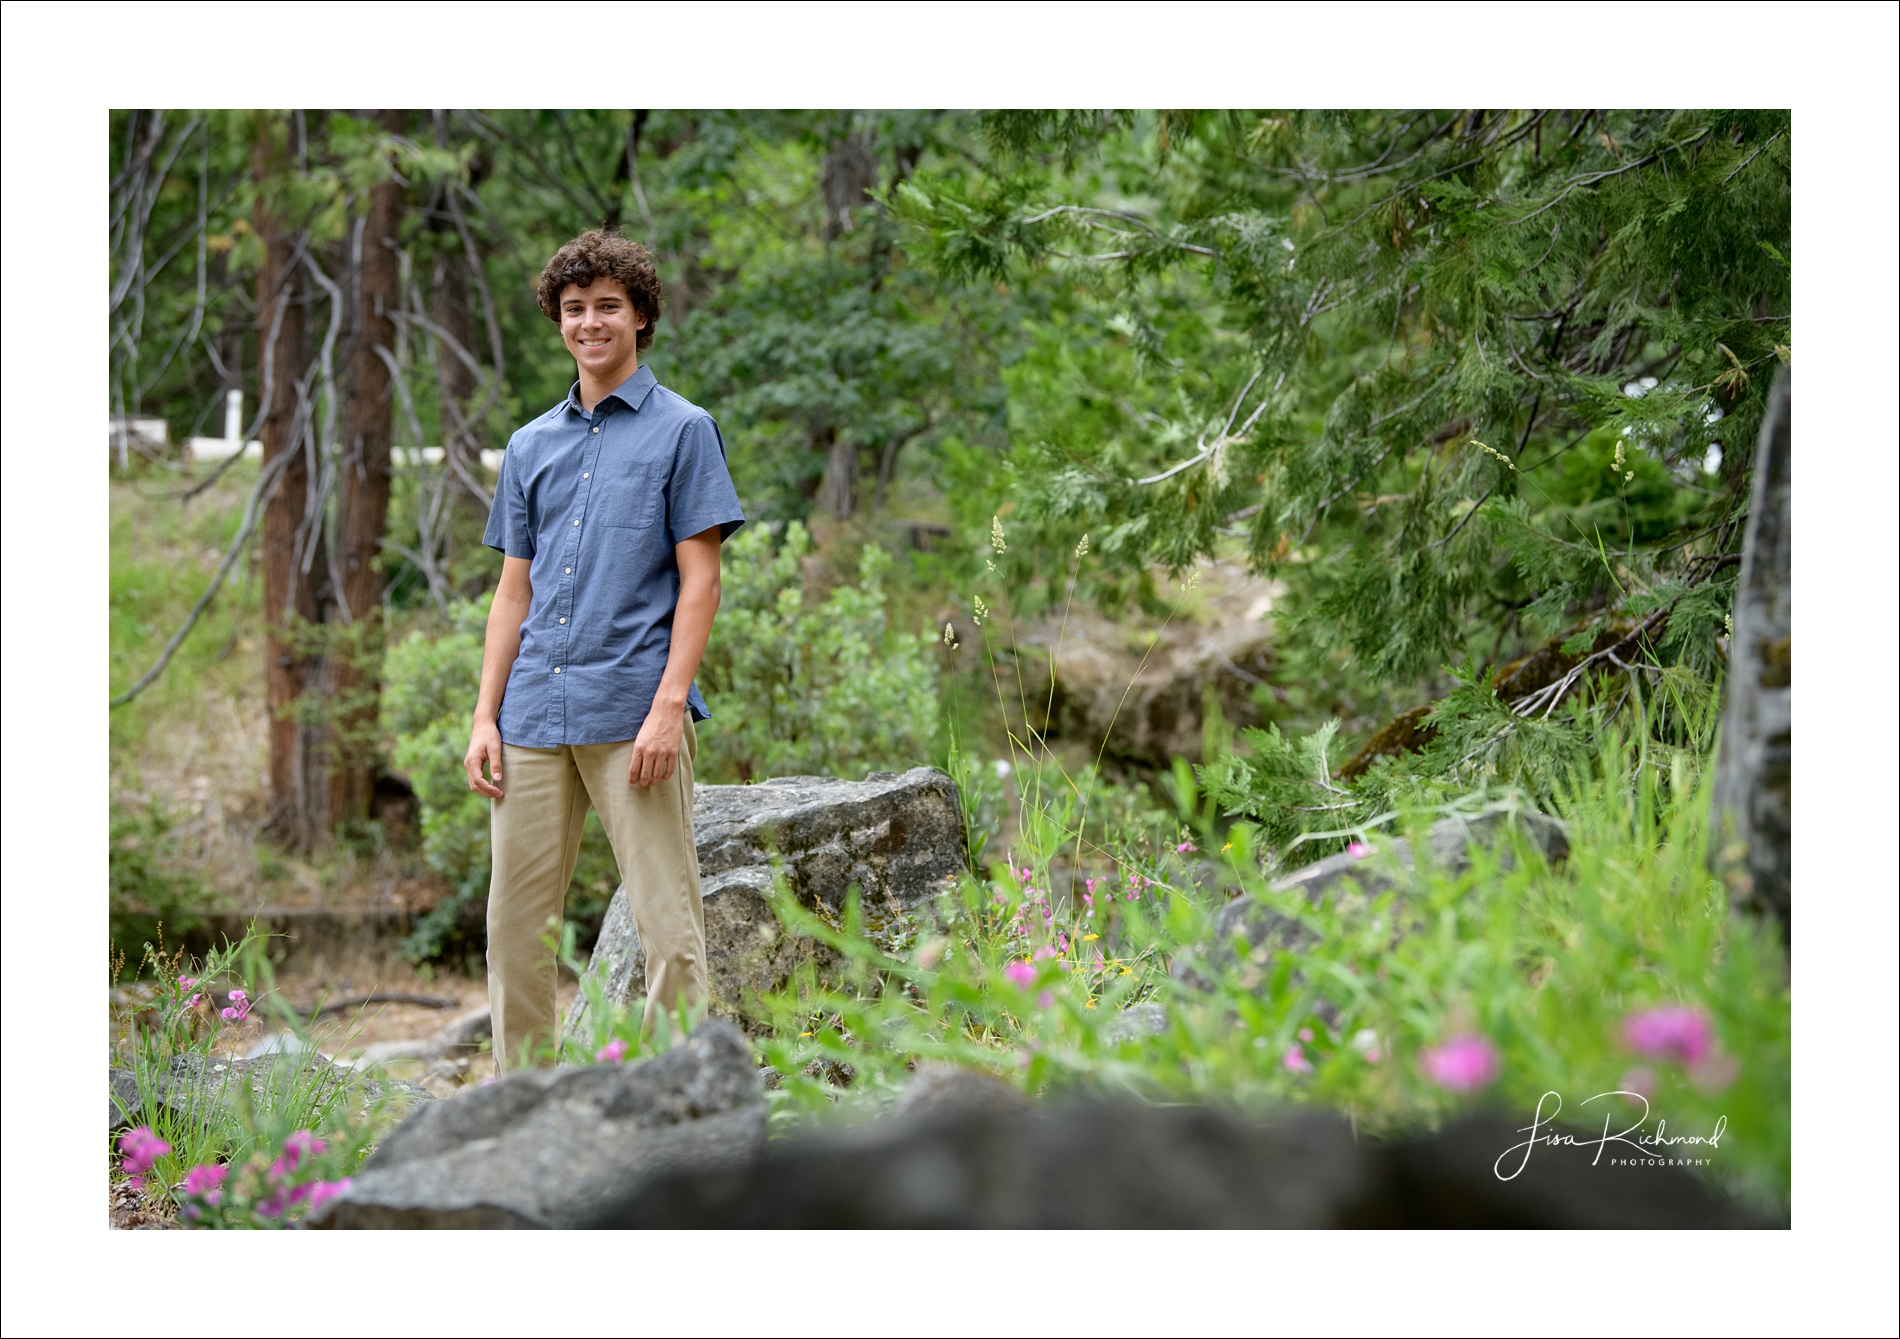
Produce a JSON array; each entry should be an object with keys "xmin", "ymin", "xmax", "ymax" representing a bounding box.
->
[{"xmin": 579, "ymin": 337, "xmax": 610, "ymax": 347}]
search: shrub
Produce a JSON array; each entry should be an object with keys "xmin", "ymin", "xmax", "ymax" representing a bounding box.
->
[
  {"xmin": 696, "ymin": 521, "xmax": 940, "ymax": 784},
  {"xmin": 110, "ymin": 797, "xmax": 207, "ymax": 953}
]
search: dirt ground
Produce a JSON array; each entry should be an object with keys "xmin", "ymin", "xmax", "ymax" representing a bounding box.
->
[{"xmin": 118, "ymin": 955, "xmax": 581, "ymax": 1078}]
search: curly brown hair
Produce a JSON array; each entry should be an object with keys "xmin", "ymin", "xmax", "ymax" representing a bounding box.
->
[{"xmin": 535, "ymin": 231, "xmax": 663, "ymax": 351}]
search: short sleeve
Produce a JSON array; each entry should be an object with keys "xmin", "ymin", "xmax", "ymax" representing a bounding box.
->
[
  {"xmin": 665, "ymin": 415, "xmax": 746, "ymax": 546},
  {"xmin": 483, "ymin": 442, "xmax": 534, "ymax": 558}
]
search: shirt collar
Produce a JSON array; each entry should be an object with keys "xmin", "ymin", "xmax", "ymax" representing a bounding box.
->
[{"xmin": 566, "ymin": 364, "xmax": 657, "ymax": 417}]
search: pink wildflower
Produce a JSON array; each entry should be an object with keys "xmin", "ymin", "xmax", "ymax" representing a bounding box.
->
[
  {"xmin": 1621, "ymin": 1006, "xmax": 1713, "ymax": 1066},
  {"xmin": 1031, "ymin": 945, "xmax": 1059, "ymax": 962},
  {"xmin": 220, "ymin": 988, "xmax": 251, "ymax": 1022},
  {"xmin": 1081, "ymin": 892, "xmax": 1095, "ymax": 914},
  {"xmin": 1346, "ymin": 841, "xmax": 1373, "ymax": 858},
  {"xmin": 1283, "ymin": 1046, "xmax": 1314, "ymax": 1075},
  {"xmin": 1176, "ymin": 841, "xmax": 1198, "ymax": 854},
  {"xmin": 178, "ymin": 976, "xmax": 197, "ymax": 989},
  {"xmin": 1084, "ymin": 876, "xmax": 1102, "ymax": 896},
  {"xmin": 1419, "ymin": 1035, "xmax": 1501, "ymax": 1092},
  {"xmin": 595, "ymin": 1038, "xmax": 629, "ymax": 1064},
  {"xmin": 182, "ymin": 1163, "xmax": 227, "ymax": 1206},
  {"xmin": 1037, "ymin": 991, "xmax": 1055, "ymax": 1008},
  {"xmin": 1004, "ymin": 960, "xmax": 1037, "ymax": 988},
  {"xmin": 281, "ymin": 1130, "xmax": 325, "ymax": 1166},
  {"xmin": 1298, "ymin": 1027, "xmax": 1314, "ymax": 1043},
  {"xmin": 118, "ymin": 1126, "xmax": 171, "ymax": 1189}
]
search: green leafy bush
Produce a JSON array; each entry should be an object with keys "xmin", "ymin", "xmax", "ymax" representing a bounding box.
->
[
  {"xmin": 110, "ymin": 797, "xmax": 208, "ymax": 954},
  {"xmin": 697, "ymin": 521, "xmax": 941, "ymax": 783},
  {"xmin": 382, "ymin": 598, "xmax": 490, "ymax": 915}
]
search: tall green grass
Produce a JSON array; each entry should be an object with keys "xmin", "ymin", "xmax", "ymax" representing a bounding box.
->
[{"xmin": 745, "ymin": 729, "xmax": 1790, "ymax": 1211}]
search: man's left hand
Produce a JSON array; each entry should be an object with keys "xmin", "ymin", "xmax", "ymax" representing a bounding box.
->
[{"xmin": 629, "ymin": 708, "xmax": 684, "ymax": 786}]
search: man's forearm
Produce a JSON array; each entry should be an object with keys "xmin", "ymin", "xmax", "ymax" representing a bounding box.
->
[
  {"xmin": 475, "ymin": 592, "xmax": 529, "ymax": 723},
  {"xmin": 653, "ymin": 573, "xmax": 719, "ymax": 712}
]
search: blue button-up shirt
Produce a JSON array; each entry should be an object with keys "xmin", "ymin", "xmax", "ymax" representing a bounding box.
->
[{"xmin": 483, "ymin": 365, "xmax": 745, "ymax": 747}]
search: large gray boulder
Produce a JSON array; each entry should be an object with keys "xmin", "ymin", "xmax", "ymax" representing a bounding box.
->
[
  {"xmin": 591, "ymin": 1100, "xmax": 1376, "ymax": 1228},
  {"xmin": 1178, "ymin": 805, "xmax": 1569, "ymax": 992},
  {"xmin": 1004, "ymin": 574, "xmax": 1281, "ymax": 769},
  {"xmin": 1711, "ymin": 368, "xmax": 1791, "ymax": 936},
  {"xmin": 566, "ymin": 768, "xmax": 966, "ymax": 1037},
  {"xmin": 586, "ymin": 1097, "xmax": 1773, "ymax": 1228},
  {"xmin": 310, "ymin": 1020, "xmax": 764, "ymax": 1229}
]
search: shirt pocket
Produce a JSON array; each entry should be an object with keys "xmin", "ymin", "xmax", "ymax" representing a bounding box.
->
[{"xmin": 593, "ymin": 460, "xmax": 664, "ymax": 530}]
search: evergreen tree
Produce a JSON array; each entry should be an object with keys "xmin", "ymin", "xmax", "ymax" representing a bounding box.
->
[{"xmin": 895, "ymin": 110, "xmax": 1789, "ymax": 837}]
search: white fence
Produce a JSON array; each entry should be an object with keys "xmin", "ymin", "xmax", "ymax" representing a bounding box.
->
[{"xmin": 116, "ymin": 391, "xmax": 500, "ymax": 471}]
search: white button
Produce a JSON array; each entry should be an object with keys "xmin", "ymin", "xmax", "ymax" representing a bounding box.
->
[
  {"xmin": 559, "ymin": 617, "xmax": 567, "ymax": 624},
  {"xmin": 565, "ymin": 567, "xmax": 572, "ymax": 574},
  {"xmin": 592, "ymin": 427, "xmax": 599, "ymax": 434},
  {"xmin": 583, "ymin": 473, "xmax": 589, "ymax": 479},
  {"xmin": 554, "ymin": 667, "xmax": 562, "ymax": 674},
  {"xmin": 573, "ymin": 519, "xmax": 580, "ymax": 526}
]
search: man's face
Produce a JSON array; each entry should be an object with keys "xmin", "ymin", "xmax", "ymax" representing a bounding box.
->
[{"xmin": 560, "ymin": 278, "xmax": 645, "ymax": 379}]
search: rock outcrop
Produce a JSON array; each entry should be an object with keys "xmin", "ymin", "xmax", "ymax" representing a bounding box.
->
[
  {"xmin": 1004, "ymin": 567, "xmax": 1282, "ymax": 768},
  {"xmin": 1179, "ymin": 805, "xmax": 1569, "ymax": 989},
  {"xmin": 311, "ymin": 1020, "xmax": 764, "ymax": 1229},
  {"xmin": 587, "ymin": 1097, "xmax": 1773, "ymax": 1229},
  {"xmin": 565, "ymin": 768, "xmax": 966, "ymax": 1037},
  {"xmin": 1711, "ymin": 368, "xmax": 1791, "ymax": 935}
]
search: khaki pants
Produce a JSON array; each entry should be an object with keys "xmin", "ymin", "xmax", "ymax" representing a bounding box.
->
[{"xmin": 486, "ymin": 717, "xmax": 705, "ymax": 1069}]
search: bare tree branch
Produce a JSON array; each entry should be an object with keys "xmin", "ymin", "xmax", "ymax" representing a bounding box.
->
[{"xmin": 110, "ymin": 445, "xmax": 298, "ymax": 709}]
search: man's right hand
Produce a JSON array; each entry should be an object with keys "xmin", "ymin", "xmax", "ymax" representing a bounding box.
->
[{"xmin": 465, "ymin": 718, "xmax": 505, "ymax": 798}]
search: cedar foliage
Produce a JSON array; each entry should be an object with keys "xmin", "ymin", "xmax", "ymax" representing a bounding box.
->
[{"xmin": 894, "ymin": 109, "xmax": 1789, "ymax": 848}]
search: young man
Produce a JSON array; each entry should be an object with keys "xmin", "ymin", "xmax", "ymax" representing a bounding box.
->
[{"xmin": 464, "ymin": 231, "xmax": 744, "ymax": 1068}]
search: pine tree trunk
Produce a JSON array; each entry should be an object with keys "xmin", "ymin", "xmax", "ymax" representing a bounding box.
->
[
  {"xmin": 432, "ymin": 248, "xmax": 491, "ymax": 587},
  {"xmin": 815, "ymin": 420, "xmax": 857, "ymax": 521},
  {"xmin": 328, "ymin": 109, "xmax": 407, "ymax": 829},
  {"xmin": 1711, "ymin": 368, "xmax": 1791, "ymax": 937},
  {"xmin": 254, "ymin": 115, "xmax": 323, "ymax": 852}
]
